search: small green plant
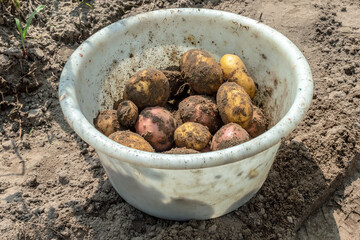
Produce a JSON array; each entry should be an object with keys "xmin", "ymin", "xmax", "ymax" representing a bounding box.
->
[
  {"xmin": 78, "ymin": 0, "xmax": 93, "ymax": 8},
  {"xmin": 0, "ymin": 0, "xmax": 20, "ymax": 9},
  {"xmin": 12, "ymin": 0, "xmax": 20, "ymax": 9},
  {"xmin": 14, "ymin": 5, "xmax": 45, "ymax": 57}
]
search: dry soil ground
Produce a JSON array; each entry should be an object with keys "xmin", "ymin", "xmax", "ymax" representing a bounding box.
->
[{"xmin": 0, "ymin": 0, "xmax": 359, "ymax": 239}]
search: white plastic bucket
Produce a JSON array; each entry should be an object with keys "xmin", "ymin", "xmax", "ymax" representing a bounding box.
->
[{"xmin": 59, "ymin": 9, "xmax": 313, "ymax": 220}]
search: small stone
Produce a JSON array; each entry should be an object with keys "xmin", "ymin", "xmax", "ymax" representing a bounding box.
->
[
  {"xmin": 188, "ymin": 220, "xmax": 198, "ymax": 228},
  {"xmin": 4, "ymin": 48, "xmax": 23, "ymax": 58},
  {"xmin": 170, "ymin": 229, "xmax": 178, "ymax": 235},
  {"xmin": 287, "ymin": 216, "xmax": 293, "ymax": 223},
  {"xmin": 0, "ymin": 54, "xmax": 9, "ymax": 64},
  {"xmin": 81, "ymin": 148, "xmax": 88, "ymax": 155},
  {"xmin": 131, "ymin": 237, "xmax": 144, "ymax": 240},
  {"xmin": 184, "ymin": 226, "xmax": 193, "ymax": 232},
  {"xmin": 22, "ymin": 140, "xmax": 31, "ymax": 149},
  {"xmin": 22, "ymin": 175, "xmax": 38, "ymax": 188},
  {"xmin": 32, "ymin": 206, "xmax": 45, "ymax": 215},
  {"xmin": 102, "ymin": 180, "xmax": 113, "ymax": 193},
  {"xmin": 33, "ymin": 48, "xmax": 45, "ymax": 59},
  {"xmin": 27, "ymin": 108, "xmax": 44, "ymax": 126},
  {"xmin": 45, "ymin": 111, "xmax": 53, "ymax": 120},
  {"xmin": 329, "ymin": 91, "xmax": 346, "ymax": 99},
  {"xmin": 47, "ymin": 207, "xmax": 59, "ymax": 219},
  {"xmin": 58, "ymin": 175, "xmax": 69, "ymax": 185},
  {"xmin": 208, "ymin": 224, "xmax": 217, "ymax": 233},
  {"xmin": 60, "ymin": 228, "xmax": 71, "ymax": 238},
  {"xmin": 198, "ymin": 222, "xmax": 206, "ymax": 230},
  {"xmin": 2, "ymin": 140, "xmax": 12, "ymax": 150}
]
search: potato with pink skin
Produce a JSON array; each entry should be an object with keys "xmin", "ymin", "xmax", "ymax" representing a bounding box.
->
[
  {"xmin": 244, "ymin": 106, "xmax": 267, "ymax": 138},
  {"xmin": 135, "ymin": 107, "xmax": 177, "ymax": 151},
  {"xmin": 211, "ymin": 123, "xmax": 250, "ymax": 151},
  {"xmin": 178, "ymin": 95, "xmax": 221, "ymax": 133}
]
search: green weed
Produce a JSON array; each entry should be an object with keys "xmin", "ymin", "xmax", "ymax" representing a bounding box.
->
[
  {"xmin": 14, "ymin": 5, "xmax": 45, "ymax": 57},
  {"xmin": 78, "ymin": 0, "xmax": 93, "ymax": 8},
  {"xmin": 12, "ymin": 0, "xmax": 20, "ymax": 9},
  {"xmin": 0, "ymin": 0, "xmax": 20, "ymax": 9}
]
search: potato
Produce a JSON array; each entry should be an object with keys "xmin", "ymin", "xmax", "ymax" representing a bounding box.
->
[
  {"xmin": 211, "ymin": 123, "xmax": 250, "ymax": 151},
  {"xmin": 216, "ymin": 82, "xmax": 253, "ymax": 128},
  {"xmin": 94, "ymin": 110, "xmax": 122, "ymax": 136},
  {"xmin": 244, "ymin": 106, "xmax": 267, "ymax": 138},
  {"xmin": 180, "ymin": 49, "xmax": 223, "ymax": 95},
  {"xmin": 163, "ymin": 147, "xmax": 200, "ymax": 154},
  {"xmin": 178, "ymin": 95, "xmax": 221, "ymax": 133},
  {"xmin": 161, "ymin": 69, "xmax": 187, "ymax": 100},
  {"xmin": 174, "ymin": 122, "xmax": 211, "ymax": 151},
  {"xmin": 220, "ymin": 54, "xmax": 256, "ymax": 99},
  {"xmin": 199, "ymin": 144, "xmax": 211, "ymax": 153},
  {"xmin": 135, "ymin": 107, "xmax": 177, "ymax": 151},
  {"xmin": 117, "ymin": 100, "xmax": 138, "ymax": 128},
  {"xmin": 123, "ymin": 69, "xmax": 170, "ymax": 109},
  {"xmin": 109, "ymin": 131, "xmax": 154, "ymax": 152},
  {"xmin": 173, "ymin": 110, "xmax": 183, "ymax": 127}
]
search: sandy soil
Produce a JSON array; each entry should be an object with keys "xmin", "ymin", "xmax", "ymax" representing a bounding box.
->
[{"xmin": 0, "ymin": 0, "xmax": 359, "ymax": 239}]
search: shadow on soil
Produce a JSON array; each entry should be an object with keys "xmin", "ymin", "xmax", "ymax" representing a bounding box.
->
[
  {"xmin": 296, "ymin": 152, "xmax": 360, "ymax": 240},
  {"xmin": 51, "ymin": 139, "xmax": 354, "ymax": 239}
]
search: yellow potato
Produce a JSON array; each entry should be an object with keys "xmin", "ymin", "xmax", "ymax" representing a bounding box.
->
[
  {"xmin": 123, "ymin": 69, "xmax": 170, "ymax": 109},
  {"xmin": 174, "ymin": 122, "xmax": 211, "ymax": 151},
  {"xmin": 216, "ymin": 82, "xmax": 253, "ymax": 128},
  {"xmin": 108, "ymin": 131, "xmax": 154, "ymax": 152},
  {"xmin": 180, "ymin": 49, "xmax": 223, "ymax": 95},
  {"xmin": 220, "ymin": 54, "xmax": 256, "ymax": 99},
  {"xmin": 94, "ymin": 110, "xmax": 121, "ymax": 136}
]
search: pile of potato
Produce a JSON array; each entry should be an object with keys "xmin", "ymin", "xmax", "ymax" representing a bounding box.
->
[{"xmin": 94, "ymin": 49, "xmax": 267, "ymax": 154}]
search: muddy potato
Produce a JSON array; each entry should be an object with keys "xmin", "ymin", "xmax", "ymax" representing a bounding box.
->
[
  {"xmin": 217, "ymin": 82, "xmax": 253, "ymax": 128},
  {"xmin": 173, "ymin": 110, "xmax": 183, "ymax": 127},
  {"xmin": 94, "ymin": 110, "xmax": 121, "ymax": 136},
  {"xmin": 123, "ymin": 69, "xmax": 170, "ymax": 109},
  {"xmin": 244, "ymin": 106, "xmax": 267, "ymax": 138},
  {"xmin": 109, "ymin": 131, "xmax": 154, "ymax": 152},
  {"xmin": 220, "ymin": 54, "xmax": 256, "ymax": 99},
  {"xmin": 161, "ymin": 69, "xmax": 187, "ymax": 100},
  {"xmin": 180, "ymin": 49, "xmax": 223, "ymax": 95},
  {"xmin": 178, "ymin": 95, "xmax": 221, "ymax": 133},
  {"xmin": 117, "ymin": 100, "xmax": 138, "ymax": 128},
  {"xmin": 211, "ymin": 123, "xmax": 250, "ymax": 151},
  {"xmin": 135, "ymin": 107, "xmax": 177, "ymax": 152},
  {"xmin": 174, "ymin": 122, "xmax": 211, "ymax": 151},
  {"xmin": 163, "ymin": 147, "xmax": 200, "ymax": 154}
]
